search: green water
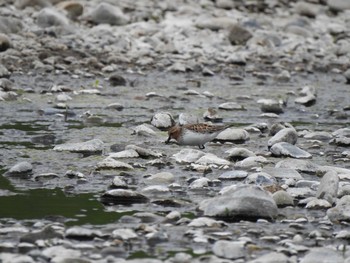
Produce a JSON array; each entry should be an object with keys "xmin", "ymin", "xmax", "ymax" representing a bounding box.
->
[{"xmin": 0, "ymin": 172, "xmax": 129, "ymax": 225}]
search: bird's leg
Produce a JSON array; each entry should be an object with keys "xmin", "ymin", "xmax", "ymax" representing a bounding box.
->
[
  {"xmin": 199, "ymin": 145, "xmax": 205, "ymax": 149},
  {"xmin": 165, "ymin": 136, "xmax": 171, "ymax": 144}
]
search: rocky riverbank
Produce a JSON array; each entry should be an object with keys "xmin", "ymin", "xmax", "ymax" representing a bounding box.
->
[{"xmin": 0, "ymin": 0, "xmax": 350, "ymax": 262}]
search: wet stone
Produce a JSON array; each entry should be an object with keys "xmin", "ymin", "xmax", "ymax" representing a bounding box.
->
[
  {"xmin": 65, "ymin": 226, "xmax": 102, "ymax": 240},
  {"xmin": 212, "ymin": 240, "xmax": 245, "ymax": 260},
  {"xmin": 215, "ymin": 128, "xmax": 250, "ymax": 143},
  {"xmin": 172, "ymin": 149, "xmax": 205, "ymax": 164},
  {"xmin": 7, "ymin": 161, "xmax": 33, "ymax": 175},
  {"xmin": 228, "ymin": 24, "xmax": 253, "ymax": 45},
  {"xmin": 112, "ymin": 228, "xmax": 138, "ymax": 240},
  {"xmin": 131, "ymin": 124, "xmax": 156, "ymax": 136},
  {"xmin": 86, "ymin": 2, "xmax": 129, "ymax": 25},
  {"xmin": 20, "ymin": 225, "xmax": 63, "ymax": 243},
  {"xmin": 268, "ymin": 128, "xmax": 298, "ymax": 147},
  {"xmin": 276, "ymin": 159, "xmax": 319, "ymax": 174},
  {"xmin": 234, "ymin": 156, "xmax": 268, "ymax": 169},
  {"xmin": 109, "ymin": 74, "xmax": 127, "ymax": 86},
  {"xmin": 53, "ymin": 139, "xmax": 104, "ymax": 155},
  {"xmin": 225, "ymin": 147, "xmax": 255, "ymax": 161},
  {"xmin": 151, "ymin": 112, "xmax": 175, "ymax": 130},
  {"xmin": 270, "ymin": 142, "xmax": 312, "ymax": 159},
  {"xmin": 272, "ymin": 190, "xmax": 294, "ymax": 207},
  {"xmin": 100, "ymin": 189, "xmax": 149, "ymax": 205},
  {"xmin": 178, "ymin": 113, "xmax": 199, "ymax": 126},
  {"xmin": 200, "ymin": 185, "xmax": 278, "ymax": 221},
  {"xmin": 305, "ymin": 198, "xmax": 331, "ymax": 209},
  {"xmin": 195, "ymin": 153, "xmax": 230, "ymax": 166},
  {"xmin": 316, "ymin": 170, "xmax": 339, "ymax": 204},
  {"xmin": 0, "ymin": 33, "xmax": 10, "ymax": 52},
  {"xmin": 258, "ymin": 98, "xmax": 284, "ymax": 114},
  {"xmin": 300, "ymin": 247, "xmax": 344, "ymax": 263},
  {"xmin": 144, "ymin": 172, "xmax": 175, "ymax": 185},
  {"xmin": 96, "ymin": 157, "xmax": 133, "ymax": 170},
  {"xmin": 125, "ymin": 145, "xmax": 163, "ymax": 158},
  {"xmin": 37, "ymin": 8, "xmax": 69, "ymax": 28},
  {"xmin": 327, "ymin": 195, "xmax": 350, "ymax": 222},
  {"xmin": 219, "ymin": 170, "xmax": 248, "ymax": 180},
  {"xmin": 218, "ymin": 102, "xmax": 244, "ymax": 110},
  {"xmin": 262, "ymin": 167, "xmax": 303, "ymax": 180}
]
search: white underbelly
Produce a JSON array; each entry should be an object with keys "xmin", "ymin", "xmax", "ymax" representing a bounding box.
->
[{"xmin": 178, "ymin": 130, "xmax": 219, "ymax": 146}]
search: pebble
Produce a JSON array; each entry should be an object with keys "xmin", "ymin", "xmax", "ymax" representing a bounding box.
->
[
  {"xmin": 228, "ymin": 24, "xmax": 253, "ymax": 45},
  {"xmin": 7, "ymin": 161, "xmax": 33, "ymax": 175},
  {"xmin": 215, "ymin": 128, "xmax": 250, "ymax": 143},
  {"xmin": 300, "ymin": 247, "xmax": 344, "ymax": 263},
  {"xmin": 195, "ymin": 153, "xmax": 230, "ymax": 166},
  {"xmin": 270, "ymin": 142, "xmax": 312, "ymax": 159},
  {"xmin": 268, "ymin": 128, "xmax": 298, "ymax": 147},
  {"xmin": 212, "ymin": 240, "xmax": 245, "ymax": 260},
  {"xmin": 273, "ymin": 190, "xmax": 295, "ymax": 207},
  {"xmin": 0, "ymin": 33, "xmax": 11, "ymax": 52},
  {"xmin": 200, "ymin": 184, "xmax": 278, "ymax": 220},
  {"xmin": 234, "ymin": 156, "xmax": 269, "ymax": 169},
  {"xmin": 172, "ymin": 149, "xmax": 205, "ymax": 164},
  {"xmin": 262, "ymin": 167, "xmax": 303, "ymax": 180},
  {"xmin": 96, "ymin": 157, "xmax": 134, "ymax": 170},
  {"xmin": 100, "ymin": 189, "xmax": 149, "ymax": 205},
  {"xmin": 144, "ymin": 172, "xmax": 175, "ymax": 185},
  {"xmin": 151, "ymin": 112, "xmax": 175, "ymax": 130},
  {"xmin": 125, "ymin": 145, "xmax": 163, "ymax": 158},
  {"xmin": 258, "ymin": 98, "xmax": 285, "ymax": 114},
  {"xmin": 225, "ymin": 147, "xmax": 256, "ymax": 161},
  {"xmin": 327, "ymin": 195, "xmax": 350, "ymax": 222},
  {"xmin": 218, "ymin": 102, "xmax": 244, "ymax": 110},
  {"xmin": 37, "ymin": 8, "xmax": 69, "ymax": 28},
  {"xmin": 316, "ymin": 170, "xmax": 339, "ymax": 204},
  {"xmin": 86, "ymin": 2, "xmax": 129, "ymax": 26},
  {"xmin": 53, "ymin": 139, "xmax": 104, "ymax": 154},
  {"xmin": 275, "ymin": 159, "xmax": 319, "ymax": 174}
]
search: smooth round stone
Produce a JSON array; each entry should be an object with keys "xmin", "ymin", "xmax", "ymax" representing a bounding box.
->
[
  {"xmin": 172, "ymin": 149, "xmax": 205, "ymax": 164},
  {"xmin": 228, "ymin": 24, "xmax": 253, "ymax": 45},
  {"xmin": 106, "ymin": 103, "xmax": 124, "ymax": 111},
  {"xmin": 86, "ymin": 2, "xmax": 129, "ymax": 25},
  {"xmin": 65, "ymin": 226, "xmax": 102, "ymax": 240},
  {"xmin": 125, "ymin": 145, "xmax": 163, "ymax": 158},
  {"xmin": 215, "ymin": 128, "xmax": 250, "ymax": 143},
  {"xmin": 234, "ymin": 156, "xmax": 268, "ymax": 169},
  {"xmin": 56, "ymin": 1, "xmax": 83, "ymax": 20},
  {"xmin": 53, "ymin": 139, "xmax": 104, "ymax": 154},
  {"xmin": 195, "ymin": 16, "xmax": 236, "ymax": 31},
  {"xmin": 300, "ymin": 247, "xmax": 344, "ymax": 263},
  {"xmin": 245, "ymin": 172, "xmax": 276, "ymax": 186},
  {"xmin": 304, "ymin": 131, "xmax": 333, "ymax": 141},
  {"xmin": 305, "ymin": 198, "xmax": 331, "ymax": 209},
  {"xmin": 258, "ymin": 99, "xmax": 284, "ymax": 114},
  {"xmin": 262, "ymin": 167, "xmax": 303, "ymax": 180},
  {"xmin": 269, "ymin": 122, "xmax": 294, "ymax": 136},
  {"xmin": 188, "ymin": 217, "xmax": 224, "ymax": 227},
  {"xmin": 270, "ymin": 142, "xmax": 312, "ymax": 159},
  {"xmin": 100, "ymin": 189, "xmax": 149, "ymax": 205},
  {"xmin": 144, "ymin": 172, "xmax": 175, "ymax": 185},
  {"xmin": 151, "ymin": 112, "xmax": 175, "ymax": 130},
  {"xmin": 189, "ymin": 178, "xmax": 210, "ymax": 189},
  {"xmin": 287, "ymin": 187, "xmax": 316, "ymax": 199},
  {"xmin": 327, "ymin": 0, "xmax": 350, "ymax": 12},
  {"xmin": 195, "ymin": 153, "xmax": 230, "ymax": 166},
  {"xmin": 268, "ymin": 128, "xmax": 298, "ymax": 147},
  {"xmin": 273, "ymin": 190, "xmax": 294, "ymax": 207},
  {"xmin": 96, "ymin": 158, "xmax": 133, "ymax": 170},
  {"xmin": 276, "ymin": 159, "xmax": 319, "ymax": 173},
  {"xmin": 327, "ymin": 195, "xmax": 350, "ymax": 222},
  {"xmin": 200, "ymin": 185, "xmax": 278, "ymax": 220},
  {"xmin": 131, "ymin": 124, "xmax": 156, "ymax": 136},
  {"xmin": 112, "ymin": 176, "xmax": 127, "ymax": 189},
  {"xmin": 112, "ymin": 229, "xmax": 138, "ymax": 240},
  {"xmin": 37, "ymin": 8, "xmax": 69, "ymax": 28},
  {"xmin": 218, "ymin": 102, "xmax": 244, "ymax": 110},
  {"xmin": 225, "ymin": 147, "xmax": 255, "ymax": 161},
  {"xmin": 178, "ymin": 113, "xmax": 199, "ymax": 125},
  {"xmin": 316, "ymin": 170, "xmax": 339, "ymax": 204},
  {"xmin": 212, "ymin": 240, "xmax": 245, "ymax": 260},
  {"xmin": 8, "ymin": 161, "xmax": 33, "ymax": 174},
  {"xmin": 219, "ymin": 170, "xmax": 248, "ymax": 180},
  {"xmin": 109, "ymin": 149, "xmax": 139, "ymax": 158}
]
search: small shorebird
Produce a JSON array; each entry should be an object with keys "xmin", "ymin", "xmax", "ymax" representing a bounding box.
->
[{"xmin": 165, "ymin": 123, "xmax": 233, "ymax": 149}]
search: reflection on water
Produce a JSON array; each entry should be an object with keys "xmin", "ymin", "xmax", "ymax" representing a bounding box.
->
[{"xmin": 0, "ymin": 173, "xmax": 131, "ymax": 226}]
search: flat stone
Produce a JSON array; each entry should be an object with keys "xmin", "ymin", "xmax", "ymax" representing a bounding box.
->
[
  {"xmin": 263, "ymin": 167, "xmax": 303, "ymax": 180},
  {"xmin": 270, "ymin": 142, "xmax": 312, "ymax": 159},
  {"xmin": 53, "ymin": 139, "xmax": 104, "ymax": 154},
  {"xmin": 316, "ymin": 170, "xmax": 339, "ymax": 204},
  {"xmin": 100, "ymin": 189, "xmax": 149, "ymax": 205},
  {"xmin": 212, "ymin": 240, "xmax": 245, "ymax": 259},
  {"xmin": 96, "ymin": 157, "xmax": 133, "ymax": 170},
  {"xmin": 268, "ymin": 128, "xmax": 298, "ymax": 147},
  {"xmin": 172, "ymin": 149, "xmax": 205, "ymax": 164}
]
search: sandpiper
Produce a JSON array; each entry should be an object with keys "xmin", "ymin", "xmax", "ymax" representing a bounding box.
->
[{"xmin": 165, "ymin": 123, "xmax": 233, "ymax": 149}]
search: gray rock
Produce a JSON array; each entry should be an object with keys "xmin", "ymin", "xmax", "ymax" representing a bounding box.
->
[
  {"xmin": 189, "ymin": 178, "xmax": 211, "ymax": 189},
  {"xmin": 305, "ymin": 198, "xmax": 331, "ymax": 209},
  {"xmin": 172, "ymin": 149, "xmax": 205, "ymax": 164},
  {"xmin": 144, "ymin": 172, "xmax": 175, "ymax": 185},
  {"xmin": 269, "ymin": 122, "xmax": 294, "ymax": 136},
  {"xmin": 225, "ymin": 147, "xmax": 255, "ymax": 161},
  {"xmin": 215, "ymin": 128, "xmax": 250, "ymax": 143},
  {"xmin": 0, "ymin": 253, "xmax": 35, "ymax": 263},
  {"xmin": 235, "ymin": 156, "xmax": 269, "ymax": 169},
  {"xmin": 106, "ymin": 102, "xmax": 124, "ymax": 111},
  {"xmin": 126, "ymin": 145, "xmax": 163, "ymax": 158},
  {"xmin": 268, "ymin": 128, "xmax": 298, "ymax": 147},
  {"xmin": 86, "ymin": 3, "xmax": 129, "ymax": 25},
  {"xmin": 270, "ymin": 142, "xmax": 312, "ymax": 159},
  {"xmin": 300, "ymin": 247, "xmax": 343, "ymax": 263},
  {"xmin": 287, "ymin": 187, "xmax": 316, "ymax": 199},
  {"xmin": 150, "ymin": 112, "xmax": 175, "ymax": 130},
  {"xmin": 65, "ymin": 226, "xmax": 102, "ymax": 240},
  {"xmin": 216, "ymin": 0, "xmax": 235, "ymax": 9},
  {"xmin": 112, "ymin": 176, "xmax": 127, "ymax": 189},
  {"xmin": 141, "ymin": 185, "xmax": 170, "ymax": 196},
  {"xmin": 109, "ymin": 74, "xmax": 126, "ymax": 86},
  {"xmin": 200, "ymin": 185, "xmax": 278, "ymax": 221},
  {"xmin": 178, "ymin": 113, "xmax": 199, "ymax": 126},
  {"xmin": 212, "ymin": 240, "xmax": 245, "ymax": 260},
  {"xmin": 276, "ymin": 159, "xmax": 319, "ymax": 174},
  {"xmin": 273, "ymin": 190, "xmax": 294, "ymax": 207},
  {"xmin": 0, "ymin": 64, "xmax": 10, "ymax": 78},
  {"xmin": 316, "ymin": 170, "xmax": 339, "ymax": 204},
  {"xmin": 15, "ymin": 0, "xmax": 51, "ymax": 9},
  {"xmin": 262, "ymin": 167, "xmax": 303, "ymax": 180},
  {"xmin": 304, "ymin": 131, "xmax": 333, "ymax": 141},
  {"xmin": 188, "ymin": 217, "xmax": 225, "ymax": 227},
  {"xmin": 56, "ymin": 1, "xmax": 84, "ymax": 20},
  {"xmin": 53, "ymin": 139, "xmax": 104, "ymax": 154},
  {"xmin": 248, "ymin": 252, "xmax": 291, "ymax": 263},
  {"xmin": 0, "ymin": 17, "xmax": 23, "ymax": 34},
  {"xmin": 258, "ymin": 98, "xmax": 284, "ymax": 114},
  {"xmin": 195, "ymin": 16, "xmax": 236, "ymax": 31},
  {"xmin": 8, "ymin": 161, "xmax": 33, "ymax": 175},
  {"xmin": 228, "ymin": 24, "xmax": 253, "ymax": 45},
  {"xmin": 195, "ymin": 153, "xmax": 230, "ymax": 166},
  {"xmin": 344, "ymin": 69, "xmax": 350, "ymax": 84},
  {"xmin": 100, "ymin": 189, "xmax": 149, "ymax": 205},
  {"xmin": 327, "ymin": 0, "xmax": 350, "ymax": 12},
  {"xmin": 42, "ymin": 245, "xmax": 81, "ymax": 262},
  {"xmin": 112, "ymin": 228, "xmax": 138, "ymax": 240},
  {"xmin": 109, "ymin": 149, "xmax": 139, "ymax": 158},
  {"xmin": 131, "ymin": 124, "xmax": 157, "ymax": 137},
  {"xmin": 294, "ymin": 2, "xmax": 324, "ymax": 18},
  {"xmin": 327, "ymin": 195, "xmax": 350, "ymax": 222},
  {"xmin": 219, "ymin": 170, "xmax": 248, "ymax": 180},
  {"xmin": 295, "ymin": 86, "xmax": 316, "ymax": 106},
  {"xmin": 37, "ymin": 8, "xmax": 69, "ymax": 28},
  {"xmin": 245, "ymin": 172, "xmax": 276, "ymax": 186},
  {"xmin": 97, "ymin": 157, "xmax": 133, "ymax": 170},
  {"xmin": 218, "ymin": 102, "xmax": 244, "ymax": 110},
  {"xmin": 20, "ymin": 225, "xmax": 63, "ymax": 243}
]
